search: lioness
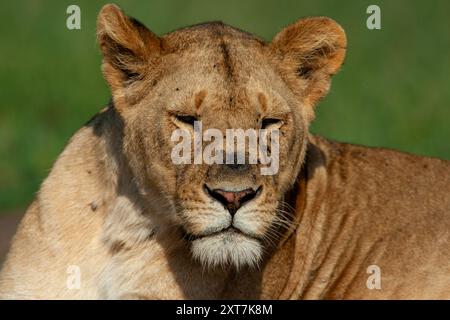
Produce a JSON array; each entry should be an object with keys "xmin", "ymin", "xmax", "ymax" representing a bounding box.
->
[{"xmin": 1, "ymin": 4, "xmax": 449, "ymax": 299}]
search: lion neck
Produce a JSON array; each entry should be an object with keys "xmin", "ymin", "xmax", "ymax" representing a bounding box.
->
[{"xmin": 262, "ymin": 136, "xmax": 365, "ymax": 299}]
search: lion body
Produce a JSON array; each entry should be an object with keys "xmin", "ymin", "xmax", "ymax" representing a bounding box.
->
[
  {"xmin": 1, "ymin": 113, "xmax": 449, "ymax": 299},
  {"xmin": 1, "ymin": 4, "xmax": 450, "ymax": 299}
]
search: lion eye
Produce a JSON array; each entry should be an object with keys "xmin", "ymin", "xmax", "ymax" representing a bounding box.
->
[
  {"xmin": 175, "ymin": 115, "xmax": 198, "ymax": 126},
  {"xmin": 261, "ymin": 118, "xmax": 282, "ymax": 129}
]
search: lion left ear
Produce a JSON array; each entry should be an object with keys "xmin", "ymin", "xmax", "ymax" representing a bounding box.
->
[{"xmin": 270, "ymin": 17, "xmax": 347, "ymax": 109}]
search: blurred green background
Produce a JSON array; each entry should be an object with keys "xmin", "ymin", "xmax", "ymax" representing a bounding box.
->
[{"xmin": 0, "ymin": 0, "xmax": 449, "ymax": 212}]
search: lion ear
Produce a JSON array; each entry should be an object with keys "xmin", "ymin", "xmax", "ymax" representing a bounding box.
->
[
  {"xmin": 270, "ymin": 17, "xmax": 346, "ymax": 109},
  {"xmin": 97, "ymin": 4, "xmax": 161, "ymax": 92}
]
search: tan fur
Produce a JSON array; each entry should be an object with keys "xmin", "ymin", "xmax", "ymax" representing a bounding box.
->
[{"xmin": 1, "ymin": 4, "xmax": 449, "ymax": 299}]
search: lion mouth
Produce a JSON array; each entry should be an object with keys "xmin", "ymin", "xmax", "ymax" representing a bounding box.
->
[{"xmin": 182, "ymin": 226, "xmax": 258, "ymax": 242}]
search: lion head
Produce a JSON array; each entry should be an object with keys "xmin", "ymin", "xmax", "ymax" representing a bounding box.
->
[{"xmin": 97, "ymin": 4, "xmax": 346, "ymax": 268}]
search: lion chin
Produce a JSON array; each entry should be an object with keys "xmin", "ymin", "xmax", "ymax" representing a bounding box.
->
[{"xmin": 190, "ymin": 229, "xmax": 263, "ymax": 269}]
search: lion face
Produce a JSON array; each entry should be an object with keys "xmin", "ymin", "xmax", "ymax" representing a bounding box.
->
[
  {"xmin": 97, "ymin": 5, "xmax": 346, "ymax": 268},
  {"xmin": 160, "ymin": 61, "xmax": 303, "ymax": 269}
]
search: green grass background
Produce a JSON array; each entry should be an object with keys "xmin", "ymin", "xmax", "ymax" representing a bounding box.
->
[{"xmin": 1, "ymin": 0, "xmax": 449, "ymax": 211}]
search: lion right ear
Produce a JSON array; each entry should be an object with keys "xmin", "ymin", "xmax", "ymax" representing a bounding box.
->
[{"xmin": 97, "ymin": 4, "xmax": 161, "ymax": 93}]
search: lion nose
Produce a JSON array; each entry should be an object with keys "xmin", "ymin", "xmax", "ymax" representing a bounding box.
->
[{"xmin": 205, "ymin": 186, "xmax": 259, "ymax": 216}]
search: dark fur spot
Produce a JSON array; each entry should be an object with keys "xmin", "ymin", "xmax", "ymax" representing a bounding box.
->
[
  {"xmin": 219, "ymin": 42, "xmax": 234, "ymax": 79},
  {"xmin": 109, "ymin": 240, "xmax": 127, "ymax": 255},
  {"xmin": 195, "ymin": 90, "xmax": 207, "ymax": 110},
  {"xmin": 90, "ymin": 202, "xmax": 98, "ymax": 211},
  {"xmin": 297, "ymin": 66, "xmax": 314, "ymax": 78},
  {"xmin": 258, "ymin": 93, "xmax": 268, "ymax": 112}
]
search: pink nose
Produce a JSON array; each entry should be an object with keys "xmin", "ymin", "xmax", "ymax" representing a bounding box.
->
[{"xmin": 205, "ymin": 187, "xmax": 259, "ymax": 216}]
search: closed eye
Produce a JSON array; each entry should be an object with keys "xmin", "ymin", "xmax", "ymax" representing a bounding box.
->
[
  {"xmin": 261, "ymin": 118, "xmax": 283, "ymax": 129},
  {"xmin": 175, "ymin": 115, "xmax": 198, "ymax": 126}
]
